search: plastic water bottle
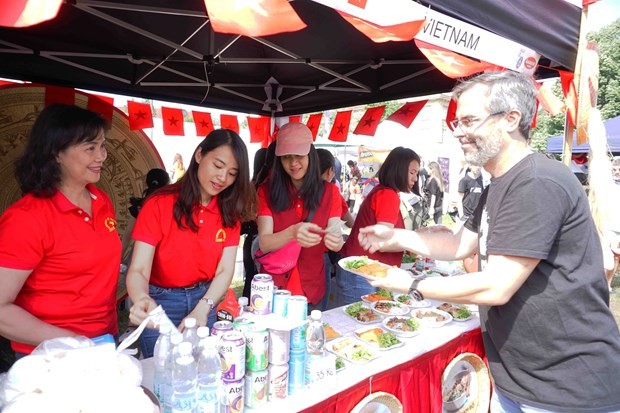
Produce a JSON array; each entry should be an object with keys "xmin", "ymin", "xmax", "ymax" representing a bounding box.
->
[
  {"xmin": 162, "ymin": 333, "xmax": 184, "ymax": 413},
  {"xmin": 183, "ymin": 317, "xmax": 199, "ymax": 351},
  {"xmin": 196, "ymin": 336, "xmax": 226, "ymax": 413},
  {"xmin": 238, "ymin": 296, "xmax": 250, "ymax": 315},
  {"xmin": 306, "ymin": 310, "xmax": 325, "ymax": 356},
  {"xmin": 195, "ymin": 326, "xmax": 210, "ymax": 360},
  {"xmin": 171, "ymin": 341, "xmax": 198, "ymax": 413},
  {"xmin": 153, "ymin": 324, "xmax": 173, "ymax": 407}
]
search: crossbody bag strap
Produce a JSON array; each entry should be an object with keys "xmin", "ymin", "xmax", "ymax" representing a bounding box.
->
[{"xmin": 303, "ymin": 181, "xmax": 324, "ymax": 223}]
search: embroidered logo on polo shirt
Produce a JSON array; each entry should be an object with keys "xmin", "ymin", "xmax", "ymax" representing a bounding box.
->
[
  {"xmin": 215, "ymin": 228, "xmax": 226, "ymax": 243},
  {"xmin": 104, "ymin": 217, "xmax": 117, "ymax": 232}
]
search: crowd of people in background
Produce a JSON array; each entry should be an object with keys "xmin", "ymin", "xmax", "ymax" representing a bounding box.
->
[{"xmin": 1, "ymin": 71, "xmax": 619, "ymax": 413}]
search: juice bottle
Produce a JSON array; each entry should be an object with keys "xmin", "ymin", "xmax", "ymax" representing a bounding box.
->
[{"xmin": 216, "ymin": 288, "xmax": 240, "ymax": 322}]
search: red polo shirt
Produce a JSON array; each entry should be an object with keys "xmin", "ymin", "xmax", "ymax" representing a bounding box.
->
[
  {"xmin": 0, "ymin": 184, "xmax": 121, "ymax": 354},
  {"xmin": 132, "ymin": 192, "xmax": 240, "ymax": 288}
]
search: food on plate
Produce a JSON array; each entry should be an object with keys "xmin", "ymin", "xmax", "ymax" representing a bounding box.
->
[
  {"xmin": 415, "ymin": 310, "xmax": 448, "ymax": 321},
  {"xmin": 411, "ymin": 309, "xmax": 452, "ymax": 326},
  {"xmin": 344, "ymin": 256, "xmax": 370, "ymax": 269},
  {"xmin": 355, "ymin": 262, "xmax": 392, "ymax": 278},
  {"xmin": 371, "ymin": 300, "xmax": 408, "ymax": 316},
  {"xmin": 323, "ymin": 323, "xmax": 341, "ymax": 340},
  {"xmin": 401, "ymin": 252, "xmax": 417, "ymax": 264},
  {"xmin": 362, "ymin": 289, "xmax": 394, "ymax": 303},
  {"xmin": 396, "ymin": 294, "xmax": 414, "ymax": 305},
  {"xmin": 330, "ymin": 338, "xmax": 377, "ymax": 362},
  {"xmin": 356, "ymin": 327, "xmax": 384, "ymax": 343},
  {"xmin": 384, "ymin": 316, "xmax": 420, "ymax": 333},
  {"xmin": 335, "ymin": 357, "xmax": 345, "ymax": 371},
  {"xmin": 437, "ymin": 303, "xmax": 472, "ymax": 320},
  {"xmin": 377, "ymin": 332, "xmax": 401, "ymax": 348},
  {"xmin": 344, "ymin": 302, "xmax": 380, "ymax": 323}
]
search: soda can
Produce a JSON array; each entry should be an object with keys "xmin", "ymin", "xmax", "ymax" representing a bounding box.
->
[
  {"xmin": 245, "ymin": 325, "xmax": 269, "ymax": 371},
  {"xmin": 268, "ymin": 328, "xmax": 290, "ymax": 365},
  {"xmin": 267, "ymin": 363, "xmax": 289, "ymax": 401},
  {"xmin": 233, "ymin": 316, "xmax": 254, "ymax": 335},
  {"xmin": 286, "ymin": 295, "xmax": 308, "ymax": 321},
  {"xmin": 289, "ymin": 322, "xmax": 308, "ymax": 350},
  {"xmin": 272, "ymin": 289, "xmax": 291, "ymax": 317},
  {"xmin": 288, "ymin": 348, "xmax": 306, "ymax": 395},
  {"xmin": 223, "ymin": 378, "xmax": 244, "ymax": 413},
  {"xmin": 219, "ymin": 331, "xmax": 246, "ymax": 381},
  {"xmin": 211, "ymin": 320, "xmax": 234, "ymax": 337},
  {"xmin": 251, "ymin": 274, "xmax": 274, "ymax": 315},
  {"xmin": 244, "ymin": 369, "xmax": 268, "ymax": 408}
]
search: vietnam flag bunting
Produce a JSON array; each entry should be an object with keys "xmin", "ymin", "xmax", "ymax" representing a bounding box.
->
[
  {"xmin": 387, "ymin": 100, "xmax": 427, "ymax": 128},
  {"xmin": 44, "ymin": 85, "xmax": 75, "ymax": 107},
  {"xmin": 204, "ymin": 0, "xmax": 306, "ymax": 37},
  {"xmin": 289, "ymin": 115, "xmax": 301, "ymax": 123},
  {"xmin": 248, "ymin": 116, "xmax": 271, "ymax": 143},
  {"xmin": 559, "ymin": 70, "xmax": 578, "ymax": 127},
  {"xmin": 87, "ymin": 94, "xmax": 114, "ymax": 122},
  {"xmin": 337, "ymin": 11, "xmax": 425, "ymax": 43},
  {"xmin": 415, "ymin": 39, "xmax": 499, "ymax": 79},
  {"xmin": 220, "ymin": 114, "xmax": 240, "ymax": 134},
  {"xmin": 328, "ymin": 111, "xmax": 352, "ymax": 142},
  {"xmin": 0, "ymin": 0, "xmax": 62, "ymax": 28},
  {"xmin": 353, "ymin": 106, "xmax": 385, "ymax": 136},
  {"xmin": 445, "ymin": 99, "xmax": 457, "ymax": 130},
  {"xmin": 127, "ymin": 101, "xmax": 153, "ymax": 130},
  {"xmin": 306, "ymin": 113, "xmax": 323, "ymax": 140},
  {"xmin": 161, "ymin": 107, "xmax": 185, "ymax": 136},
  {"xmin": 192, "ymin": 111, "xmax": 214, "ymax": 136}
]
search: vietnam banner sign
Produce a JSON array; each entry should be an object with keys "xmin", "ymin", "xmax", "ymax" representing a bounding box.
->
[{"xmin": 358, "ymin": 145, "xmax": 391, "ymax": 164}]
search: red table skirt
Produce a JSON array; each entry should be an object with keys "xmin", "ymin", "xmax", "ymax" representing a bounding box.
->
[{"xmin": 300, "ymin": 328, "xmax": 486, "ymax": 413}]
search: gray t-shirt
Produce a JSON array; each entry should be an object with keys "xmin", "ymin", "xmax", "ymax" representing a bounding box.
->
[{"xmin": 465, "ymin": 152, "xmax": 620, "ymax": 412}]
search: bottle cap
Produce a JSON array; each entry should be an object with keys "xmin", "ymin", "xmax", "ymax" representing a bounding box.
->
[
  {"xmin": 310, "ymin": 310, "xmax": 322, "ymax": 320},
  {"xmin": 238, "ymin": 296, "xmax": 249, "ymax": 306},
  {"xmin": 159, "ymin": 323, "xmax": 172, "ymax": 334},
  {"xmin": 171, "ymin": 333, "xmax": 183, "ymax": 345},
  {"xmin": 184, "ymin": 317, "xmax": 197, "ymax": 328},
  {"xmin": 178, "ymin": 341, "xmax": 192, "ymax": 356},
  {"xmin": 197, "ymin": 326, "xmax": 209, "ymax": 338}
]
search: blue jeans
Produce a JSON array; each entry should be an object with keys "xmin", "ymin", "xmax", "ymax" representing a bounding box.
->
[
  {"xmin": 139, "ymin": 282, "xmax": 217, "ymax": 358},
  {"xmin": 336, "ymin": 266, "xmax": 376, "ymax": 306}
]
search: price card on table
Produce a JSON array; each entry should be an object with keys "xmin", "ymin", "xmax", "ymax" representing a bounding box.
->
[{"xmin": 306, "ymin": 353, "xmax": 337, "ymax": 387}]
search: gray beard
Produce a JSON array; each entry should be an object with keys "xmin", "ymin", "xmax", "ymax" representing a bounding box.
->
[{"xmin": 464, "ymin": 132, "xmax": 502, "ymax": 166}]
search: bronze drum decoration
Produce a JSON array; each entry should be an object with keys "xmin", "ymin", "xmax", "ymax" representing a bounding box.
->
[{"xmin": 0, "ymin": 84, "xmax": 164, "ymax": 261}]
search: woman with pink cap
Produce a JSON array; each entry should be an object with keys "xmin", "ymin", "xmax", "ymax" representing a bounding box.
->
[{"xmin": 256, "ymin": 122, "xmax": 344, "ymax": 308}]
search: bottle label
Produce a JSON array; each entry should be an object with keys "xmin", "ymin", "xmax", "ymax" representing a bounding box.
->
[{"xmin": 217, "ymin": 309, "xmax": 234, "ymax": 322}]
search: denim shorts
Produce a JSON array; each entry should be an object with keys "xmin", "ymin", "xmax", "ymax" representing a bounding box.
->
[
  {"xmin": 336, "ymin": 265, "xmax": 376, "ymax": 306},
  {"xmin": 139, "ymin": 281, "xmax": 217, "ymax": 358}
]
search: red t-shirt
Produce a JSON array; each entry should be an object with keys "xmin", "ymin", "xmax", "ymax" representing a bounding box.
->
[
  {"xmin": 0, "ymin": 185, "xmax": 121, "ymax": 354},
  {"xmin": 342, "ymin": 185, "xmax": 405, "ymax": 267},
  {"xmin": 257, "ymin": 181, "xmax": 341, "ymax": 303},
  {"xmin": 132, "ymin": 192, "xmax": 240, "ymax": 288}
]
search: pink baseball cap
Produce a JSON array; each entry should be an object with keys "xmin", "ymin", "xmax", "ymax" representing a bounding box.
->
[{"xmin": 275, "ymin": 122, "xmax": 313, "ymax": 156}]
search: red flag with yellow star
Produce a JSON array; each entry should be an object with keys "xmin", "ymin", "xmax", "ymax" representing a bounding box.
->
[
  {"xmin": 127, "ymin": 101, "xmax": 153, "ymax": 130},
  {"xmin": 161, "ymin": 107, "xmax": 185, "ymax": 136},
  {"xmin": 353, "ymin": 106, "xmax": 385, "ymax": 136},
  {"xmin": 328, "ymin": 111, "xmax": 352, "ymax": 142},
  {"xmin": 192, "ymin": 111, "xmax": 214, "ymax": 136},
  {"xmin": 387, "ymin": 101, "xmax": 427, "ymax": 128}
]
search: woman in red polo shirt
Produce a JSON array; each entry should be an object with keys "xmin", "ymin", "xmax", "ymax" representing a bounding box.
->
[
  {"xmin": 256, "ymin": 122, "xmax": 343, "ymax": 308},
  {"xmin": 127, "ymin": 129, "xmax": 254, "ymax": 358},
  {"xmin": 337, "ymin": 147, "xmax": 421, "ymax": 305},
  {"xmin": 0, "ymin": 104, "xmax": 120, "ymax": 356}
]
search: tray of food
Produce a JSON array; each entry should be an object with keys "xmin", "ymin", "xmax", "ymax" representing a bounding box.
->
[
  {"xmin": 393, "ymin": 293, "xmax": 431, "ymax": 308},
  {"xmin": 361, "ymin": 289, "xmax": 394, "ymax": 303},
  {"xmin": 327, "ymin": 337, "xmax": 380, "ymax": 364},
  {"xmin": 435, "ymin": 303, "xmax": 474, "ymax": 322},
  {"xmin": 323, "ymin": 323, "xmax": 342, "ymax": 341},
  {"xmin": 339, "ymin": 256, "xmax": 406, "ymax": 280},
  {"xmin": 382, "ymin": 316, "xmax": 421, "ymax": 338},
  {"xmin": 370, "ymin": 300, "xmax": 410, "ymax": 317},
  {"xmin": 354, "ymin": 326, "xmax": 403, "ymax": 351},
  {"xmin": 343, "ymin": 301, "xmax": 382, "ymax": 324},
  {"xmin": 411, "ymin": 308, "xmax": 452, "ymax": 327}
]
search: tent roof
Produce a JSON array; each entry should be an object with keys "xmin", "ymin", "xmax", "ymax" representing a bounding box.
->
[
  {"xmin": 546, "ymin": 115, "xmax": 620, "ymax": 155},
  {"xmin": 0, "ymin": 0, "xmax": 581, "ymax": 116}
]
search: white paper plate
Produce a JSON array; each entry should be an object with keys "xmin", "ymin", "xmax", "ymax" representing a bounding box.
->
[
  {"xmin": 370, "ymin": 300, "xmax": 410, "ymax": 317},
  {"xmin": 354, "ymin": 326, "xmax": 404, "ymax": 351},
  {"xmin": 411, "ymin": 308, "xmax": 453, "ymax": 327},
  {"xmin": 393, "ymin": 293, "xmax": 431, "ymax": 308},
  {"xmin": 343, "ymin": 302, "xmax": 382, "ymax": 324},
  {"xmin": 382, "ymin": 316, "xmax": 421, "ymax": 338},
  {"xmin": 327, "ymin": 337, "xmax": 380, "ymax": 364},
  {"xmin": 338, "ymin": 256, "xmax": 406, "ymax": 281},
  {"xmin": 435, "ymin": 303, "xmax": 475, "ymax": 322}
]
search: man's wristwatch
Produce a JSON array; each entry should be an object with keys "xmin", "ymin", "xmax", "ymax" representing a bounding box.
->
[{"xmin": 408, "ymin": 279, "xmax": 425, "ymax": 301}]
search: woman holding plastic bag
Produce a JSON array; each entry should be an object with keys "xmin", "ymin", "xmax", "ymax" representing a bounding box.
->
[{"xmin": 256, "ymin": 123, "xmax": 344, "ymax": 308}]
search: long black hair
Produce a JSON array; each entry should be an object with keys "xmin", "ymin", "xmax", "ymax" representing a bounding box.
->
[
  {"xmin": 15, "ymin": 104, "xmax": 109, "ymax": 197},
  {"xmin": 378, "ymin": 147, "xmax": 421, "ymax": 194},
  {"xmin": 157, "ymin": 129, "xmax": 255, "ymax": 231},
  {"xmin": 269, "ymin": 145, "xmax": 322, "ymax": 213}
]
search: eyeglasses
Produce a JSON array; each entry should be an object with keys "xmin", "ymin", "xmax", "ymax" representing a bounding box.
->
[{"xmin": 449, "ymin": 111, "xmax": 506, "ymax": 132}]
